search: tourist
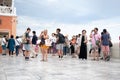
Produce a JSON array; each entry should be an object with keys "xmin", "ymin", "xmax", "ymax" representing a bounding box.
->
[
  {"xmin": 15, "ymin": 36, "xmax": 21, "ymax": 56},
  {"xmin": 78, "ymin": 30, "xmax": 88, "ymax": 60},
  {"xmin": 70, "ymin": 35, "xmax": 76, "ymax": 58},
  {"xmin": 63, "ymin": 35, "xmax": 69, "ymax": 55},
  {"xmin": 22, "ymin": 44, "xmax": 25, "ymax": 56},
  {"xmin": 101, "ymin": 29, "xmax": 110, "ymax": 61},
  {"xmin": 31, "ymin": 31, "xmax": 38, "ymax": 58},
  {"xmin": 50, "ymin": 33, "xmax": 57, "ymax": 56},
  {"xmin": 40, "ymin": 30, "xmax": 50, "ymax": 61},
  {"xmin": 56, "ymin": 28, "xmax": 65, "ymax": 58},
  {"xmin": 1, "ymin": 35, "xmax": 7, "ymax": 55},
  {"xmin": 23, "ymin": 28, "xmax": 31, "ymax": 60},
  {"xmin": 76, "ymin": 34, "xmax": 81, "ymax": 55},
  {"xmin": 90, "ymin": 28, "xmax": 101, "ymax": 61},
  {"xmin": 8, "ymin": 35, "xmax": 15, "ymax": 56},
  {"xmin": 88, "ymin": 39, "xmax": 93, "ymax": 57},
  {"xmin": 5, "ymin": 35, "xmax": 9, "ymax": 54}
]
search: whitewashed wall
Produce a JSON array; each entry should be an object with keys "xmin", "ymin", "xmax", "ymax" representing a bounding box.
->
[{"xmin": 111, "ymin": 43, "xmax": 120, "ymax": 59}]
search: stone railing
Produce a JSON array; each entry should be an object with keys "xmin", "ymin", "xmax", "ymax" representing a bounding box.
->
[{"xmin": 0, "ymin": 6, "xmax": 16, "ymax": 15}]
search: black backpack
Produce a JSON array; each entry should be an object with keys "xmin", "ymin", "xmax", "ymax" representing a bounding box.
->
[{"xmin": 59, "ymin": 33, "xmax": 65, "ymax": 43}]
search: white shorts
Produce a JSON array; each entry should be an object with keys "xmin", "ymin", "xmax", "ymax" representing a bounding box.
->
[{"xmin": 56, "ymin": 44, "xmax": 64, "ymax": 51}]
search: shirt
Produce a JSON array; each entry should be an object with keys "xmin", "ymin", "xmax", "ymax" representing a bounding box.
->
[
  {"xmin": 15, "ymin": 38, "xmax": 21, "ymax": 46},
  {"xmin": 50, "ymin": 36, "xmax": 56, "ymax": 43},
  {"xmin": 25, "ymin": 32, "xmax": 30, "ymax": 44},
  {"xmin": 101, "ymin": 33, "xmax": 110, "ymax": 46},
  {"xmin": 76, "ymin": 37, "xmax": 81, "ymax": 46},
  {"xmin": 1, "ymin": 38, "xmax": 6, "ymax": 45},
  {"xmin": 91, "ymin": 33, "xmax": 101, "ymax": 47},
  {"xmin": 32, "ymin": 35, "xmax": 38, "ymax": 45}
]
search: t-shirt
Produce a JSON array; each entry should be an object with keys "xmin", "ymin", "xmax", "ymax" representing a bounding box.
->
[
  {"xmin": 32, "ymin": 35, "xmax": 38, "ymax": 45},
  {"xmin": 91, "ymin": 33, "xmax": 101, "ymax": 47},
  {"xmin": 76, "ymin": 37, "xmax": 81, "ymax": 46},
  {"xmin": 1, "ymin": 38, "xmax": 6, "ymax": 45},
  {"xmin": 50, "ymin": 36, "xmax": 56, "ymax": 43},
  {"xmin": 15, "ymin": 38, "xmax": 21, "ymax": 46},
  {"xmin": 25, "ymin": 32, "xmax": 30, "ymax": 44},
  {"xmin": 101, "ymin": 33, "xmax": 110, "ymax": 46}
]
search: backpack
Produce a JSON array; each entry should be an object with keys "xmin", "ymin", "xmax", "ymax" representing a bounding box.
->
[
  {"xmin": 109, "ymin": 40, "xmax": 113, "ymax": 47},
  {"xmin": 59, "ymin": 33, "xmax": 65, "ymax": 43},
  {"xmin": 22, "ymin": 33, "xmax": 27, "ymax": 44}
]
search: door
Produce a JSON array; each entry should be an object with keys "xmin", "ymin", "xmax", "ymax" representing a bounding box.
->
[{"xmin": 0, "ymin": 32, "xmax": 9, "ymax": 53}]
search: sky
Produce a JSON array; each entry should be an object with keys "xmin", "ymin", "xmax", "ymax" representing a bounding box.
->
[{"xmin": 14, "ymin": 0, "xmax": 120, "ymax": 43}]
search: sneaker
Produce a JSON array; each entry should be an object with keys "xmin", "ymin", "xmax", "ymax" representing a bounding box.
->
[
  {"xmin": 91, "ymin": 59, "xmax": 96, "ymax": 61},
  {"xmin": 105, "ymin": 56, "xmax": 110, "ymax": 61},
  {"xmin": 96, "ymin": 59, "xmax": 99, "ymax": 61},
  {"xmin": 44, "ymin": 59, "xmax": 48, "ymax": 62},
  {"xmin": 100, "ymin": 57, "xmax": 103, "ymax": 60},
  {"xmin": 11, "ymin": 55, "xmax": 14, "ymax": 57},
  {"xmin": 31, "ymin": 56, "xmax": 35, "ymax": 58},
  {"xmin": 40, "ymin": 59, "xmax": 44, "ymax": 61},
  {"xmin": 25, "ymin": 57, "xmax": 29, "ymax": 61},
  {"xmin": 61, "ymin": 56, "xmax": 63, "ymax": 58},
  {"xmin": 72, "ymin": 55, "xmax": 76, "ymax": 58},
  {"xmin": 59, "ymin": 56, "xmax": 60, "ymax": 58},
  {"xmin": 2, "ymin": 54, "xmax": 6, "ymax": 56}
]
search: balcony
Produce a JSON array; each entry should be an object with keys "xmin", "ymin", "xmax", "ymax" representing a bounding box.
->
[{"xmin": 0, "ymin": 6, "xmax": 16, "ymax": 16}]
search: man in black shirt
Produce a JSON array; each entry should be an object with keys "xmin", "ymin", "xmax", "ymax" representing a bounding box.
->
[
  {"xmin": 31, "ymin": 31, "xmax": 38, "ymax": 58},
  {"xmin": 56, "ymin": 28, "xmax": 65, "ymax": 58}
]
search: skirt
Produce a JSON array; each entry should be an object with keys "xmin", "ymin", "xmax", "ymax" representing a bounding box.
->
[{"xmin": 40, "ymin": 44, "xmax": 49, "ymax": 50}]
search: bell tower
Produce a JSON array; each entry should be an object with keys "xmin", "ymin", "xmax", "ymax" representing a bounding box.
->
[{"xmin": 0, "ymin": 0, "xmax": 17, "ymax": 53}]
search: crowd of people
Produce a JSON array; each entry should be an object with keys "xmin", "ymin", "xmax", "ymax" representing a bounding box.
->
[{"xmin": 0, "ymin": 27, "xmax": 113, "ymax": 61}]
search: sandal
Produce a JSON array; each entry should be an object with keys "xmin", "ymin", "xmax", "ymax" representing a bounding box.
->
[{"xmin": 40, "ymin": 59, "xmax": 44, "ymax": 61}]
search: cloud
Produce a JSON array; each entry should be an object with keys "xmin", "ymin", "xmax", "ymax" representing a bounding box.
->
[
  {"xmin": 16, "ymin": 0, "xmax": 120, "ymax": 24},
  {"xmin": 17, "ymin": 16, "xmax": 59, "ymax": 36},
  {"xmin": 15, "ymin": 0, "xmax": 120, "ymax": 42}
]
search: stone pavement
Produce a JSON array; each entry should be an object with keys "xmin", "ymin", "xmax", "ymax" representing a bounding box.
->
[{"xmin": 0, "ymin": 54, "xmax": 120, "ymax": 80}]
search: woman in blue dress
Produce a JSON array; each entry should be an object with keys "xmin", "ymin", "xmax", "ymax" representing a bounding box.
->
[{"xmin": 8, "ymin": 35, "xmax": 15, "ymax": 56}]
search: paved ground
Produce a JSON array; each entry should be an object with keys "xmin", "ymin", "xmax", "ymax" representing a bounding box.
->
[{"xmin": 0, "ymin": 53, "xmax": 120, "ymax": 80}]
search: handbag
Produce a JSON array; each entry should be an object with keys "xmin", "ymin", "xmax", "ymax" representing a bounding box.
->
[
  {"xmin": 109, "ymin": 40, "xmax": 113, "ymax": 47},
  {"xmin": 35, "ymin": 45, "xmax": 39, "ymax": 53},
  {"xmin": 96, "ymin": 40, "xmax": 100, "ymax": 46},
  {"xmin": 94, "ymin": 35, "xmax": 100, "ymax": 47}
]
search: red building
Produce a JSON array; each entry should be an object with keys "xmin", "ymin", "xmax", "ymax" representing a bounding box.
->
[{"xmin": 0, "ymin": 0, "xmax": 17, "ymax": 53}]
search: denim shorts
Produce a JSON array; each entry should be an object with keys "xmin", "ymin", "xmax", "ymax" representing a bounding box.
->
[
  {"xmin": 2, "ymin": 45, "xmax": 6, "ymax": 50},
  {"xmin": 24, "ymin": 44, "xmax": 31, "ymax": 51}
]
